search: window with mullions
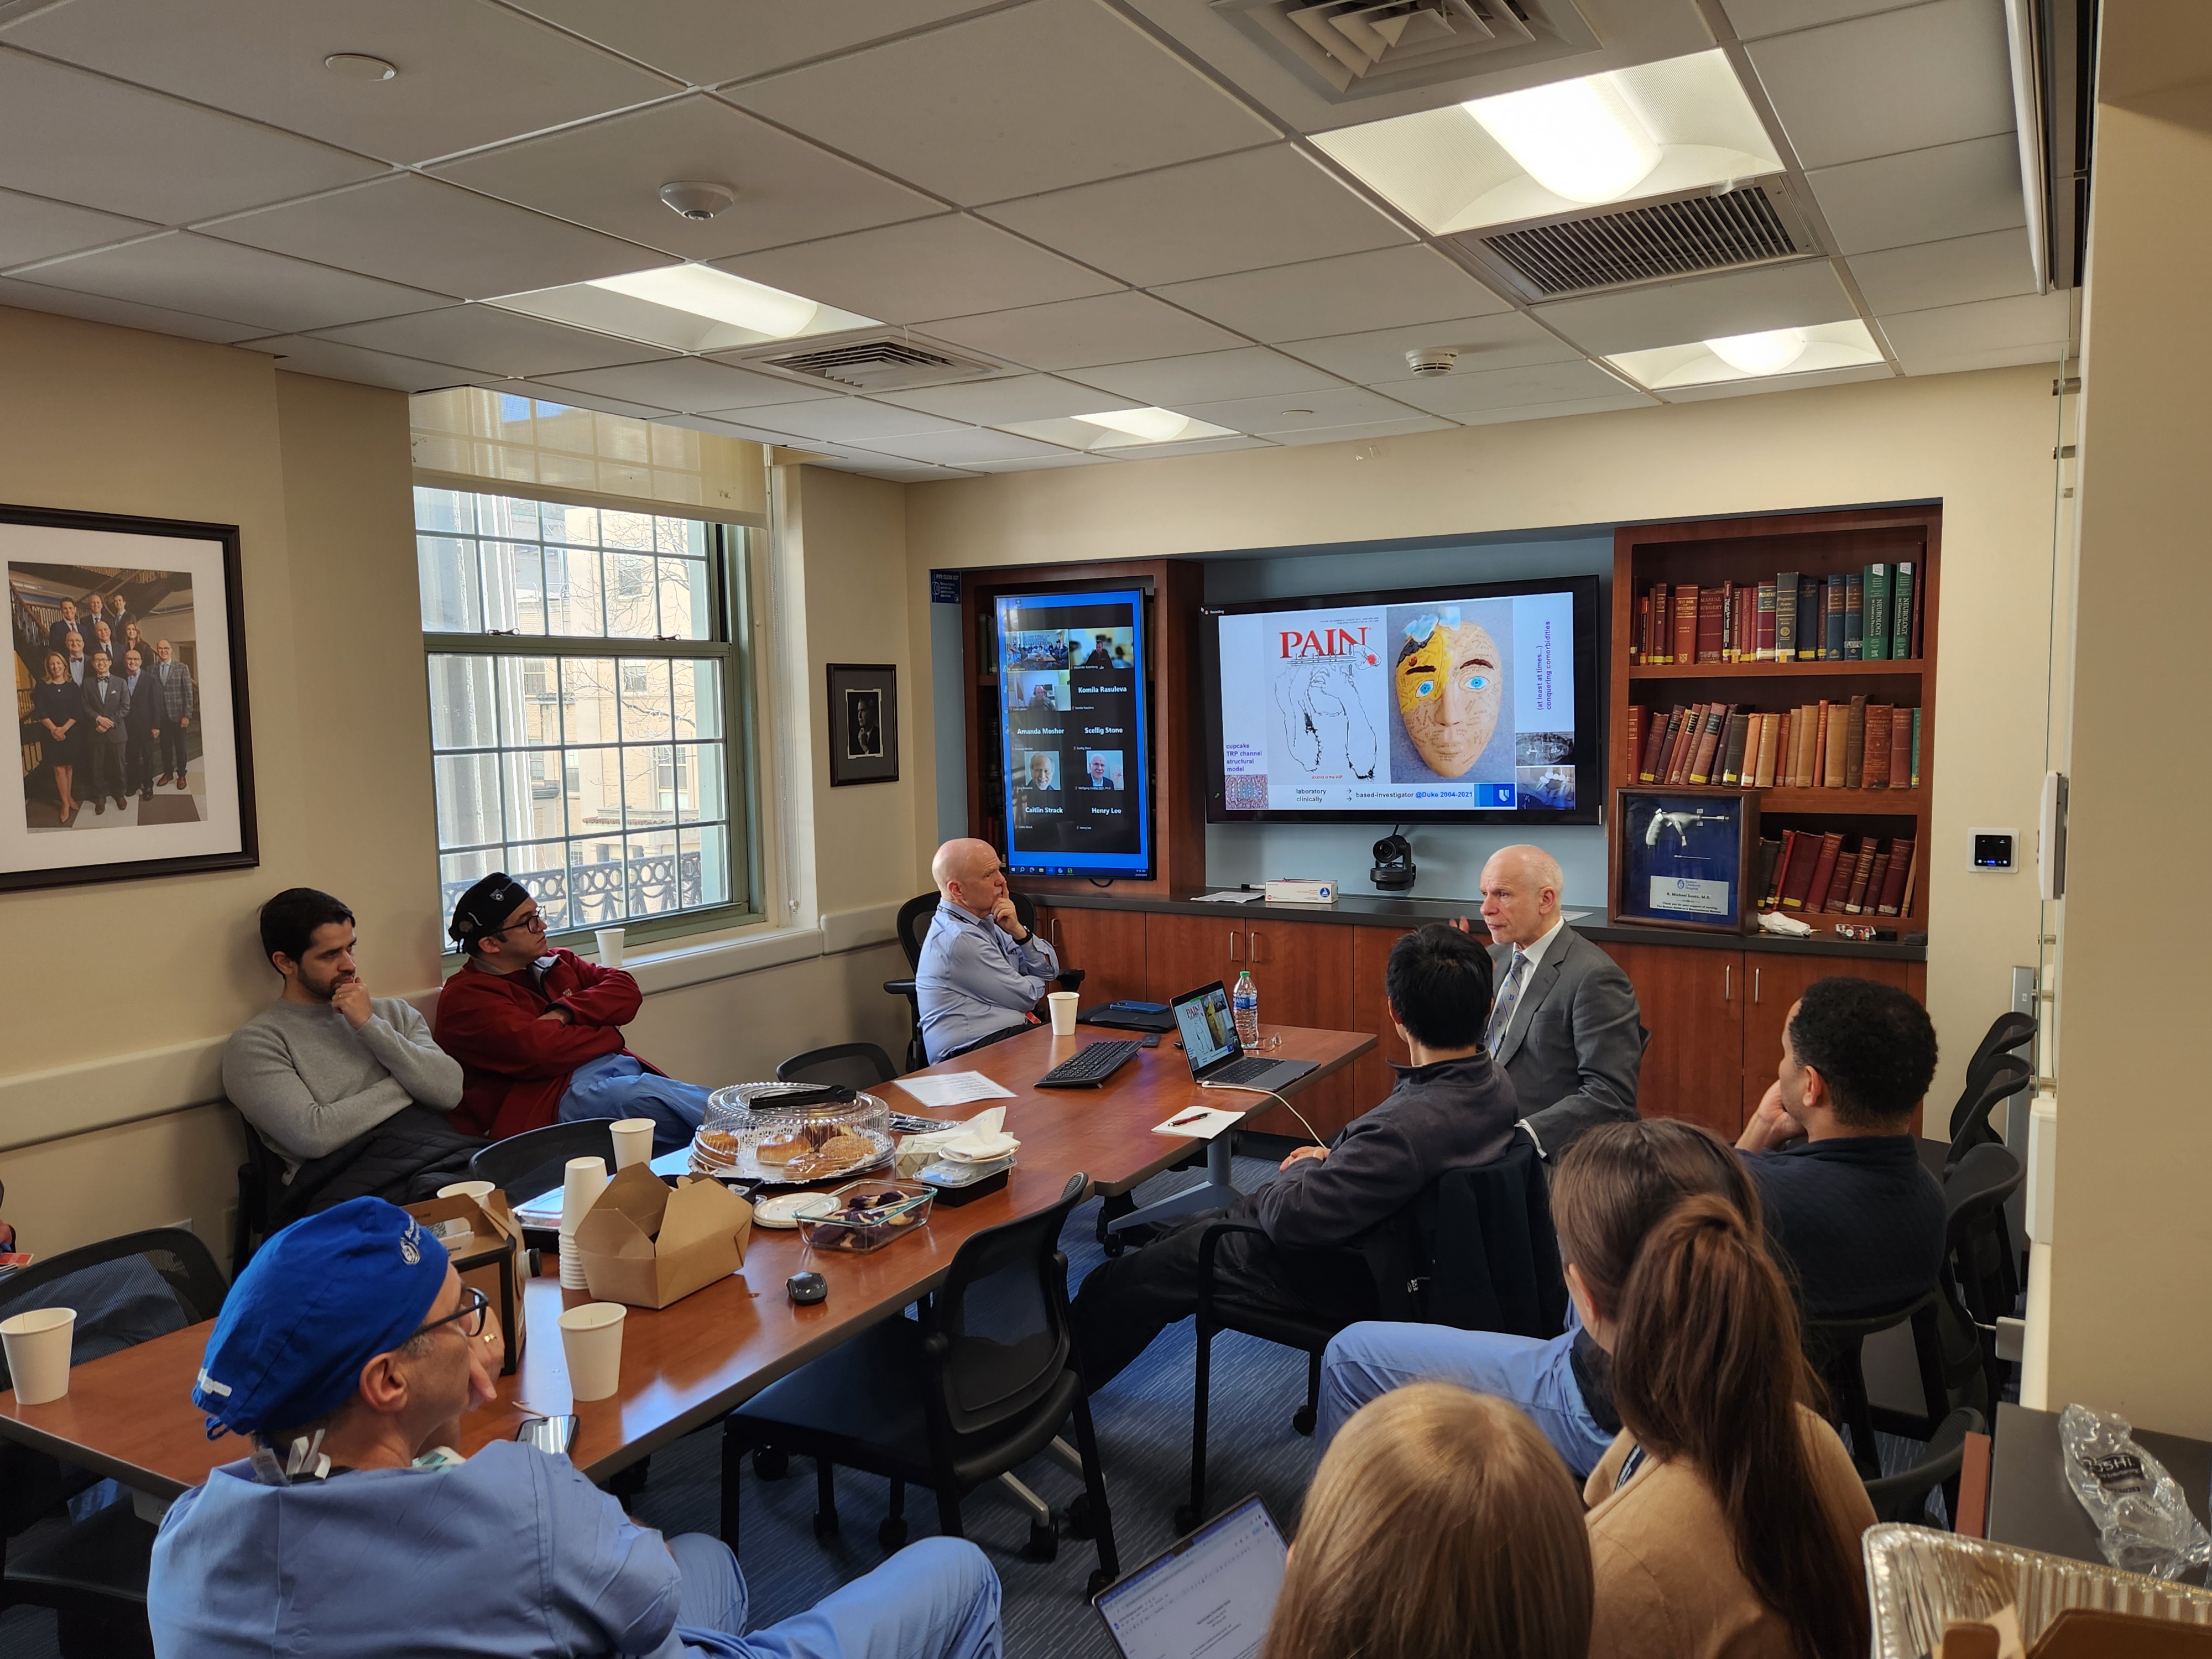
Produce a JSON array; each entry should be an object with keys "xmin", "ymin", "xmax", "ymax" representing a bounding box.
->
[{"xmin": 416, "ymin": 487, "xmax": 755, "ymax": 945}]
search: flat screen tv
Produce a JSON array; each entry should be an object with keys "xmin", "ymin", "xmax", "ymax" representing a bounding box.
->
[
  {"xmin": 1201, "ymin": 575, "xmax": 1601, "ymax": 824},
  {"xmin": 997, "ymin": 586, "xmax": 1153, "ymax": 878}
]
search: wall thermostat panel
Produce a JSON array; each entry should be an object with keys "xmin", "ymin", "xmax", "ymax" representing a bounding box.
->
[{"xmin": 1969, "ymin": 828, "xmax": 2018, "ymax": 872}]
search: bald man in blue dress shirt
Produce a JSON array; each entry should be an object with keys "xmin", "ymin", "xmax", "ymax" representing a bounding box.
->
[{"xmin": 915, "ymin": 838, "xmax": 1060, "ymax": 1063}]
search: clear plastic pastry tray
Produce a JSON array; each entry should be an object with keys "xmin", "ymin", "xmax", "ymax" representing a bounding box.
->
[
  {"xmin": 1866, "ymin": 1524, "xmax": 2212, "ymax": 1657},
  {"xmin": 795, "ymin": 1179, "xmax": 934, "ymax": 1253},
  {"xmin": 690, "ymin": 1082, "xmax": 893, "ymax": 1186}
]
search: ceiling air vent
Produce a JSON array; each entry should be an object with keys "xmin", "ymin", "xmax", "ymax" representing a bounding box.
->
[
  {"xmin": 1213, "ymin": 0, "xmax": 1597, "ymax": 100},
  {"xmin": 744, "ymin": 333, "xmax": 1010, "ymax": 392},
  {"xmin": 1459, "ymin": 180, "xmax": 1814, "ymax": 302}
]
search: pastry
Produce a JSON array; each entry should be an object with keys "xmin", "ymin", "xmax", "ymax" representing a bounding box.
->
[
  {"xmin": 755, "ymin": 1134, "xmax": 809, "ymax": 1165},
  {"xmin": 691, "ymin": 1130, "xmax": 739, "ymax": 1169}
]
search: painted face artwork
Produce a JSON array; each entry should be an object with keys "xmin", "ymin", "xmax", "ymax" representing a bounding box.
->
[{"xmin": 1394, "ymin": 608, "xmax": 1501, "ymax": 778}]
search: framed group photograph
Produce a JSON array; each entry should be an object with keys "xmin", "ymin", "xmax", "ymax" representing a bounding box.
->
[
  {"xmin": 825, "ymin": 662, "xmax": 899, "ymax": 787},
  {"xmin": 1610, "ymin": 788, "xmax": 1756, "ymax": 934},
  {"xmin": 6, "ymin": 502, "xmax": 257, "ymax": 891}
]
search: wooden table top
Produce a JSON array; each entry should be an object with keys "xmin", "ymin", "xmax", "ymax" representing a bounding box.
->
[{"xmin": 0, "ymin": 1023, "xmax": 1372, "ymax": 1496}]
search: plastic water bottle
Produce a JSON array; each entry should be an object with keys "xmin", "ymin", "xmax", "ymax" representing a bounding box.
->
[{"xmin": 1232, "ymin": 971, "xmax": 1260, "ymax": 1047}]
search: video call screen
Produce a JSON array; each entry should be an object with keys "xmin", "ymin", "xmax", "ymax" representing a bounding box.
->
[{"xmin": 998, "ymin": 588, "xmax": 1152, "ymax": 877}]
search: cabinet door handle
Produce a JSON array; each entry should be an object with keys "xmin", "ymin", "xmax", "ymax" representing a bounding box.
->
[
  {"xmin": 1753, "ymin": 966, "xmax": 1761, "ymax": 1004},
  {"xmin": 1228, "ymin": 930, "xmax": 1240, "ymax": 962},
  {"xmin": 1724, "ymin": 963, "xmax": 1733, "ymax": 1001},
  {"xmin": 1247, "ymin": 929, "xmax": 1262, "ymax": 965}
]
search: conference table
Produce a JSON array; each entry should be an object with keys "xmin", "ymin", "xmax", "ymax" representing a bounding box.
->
[{"xmin": 0, "ymin": 1022, "xmax": 1373, "ymax": 1500}]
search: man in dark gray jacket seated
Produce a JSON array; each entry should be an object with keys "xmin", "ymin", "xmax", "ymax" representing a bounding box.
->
[
  {"xmin": 1070, "ymin": 925, "xmax": 1519, "ymax": 1390},
  {"xmin": 223, "ymin": 888, "xmax": 484, "ymax": 1222}
]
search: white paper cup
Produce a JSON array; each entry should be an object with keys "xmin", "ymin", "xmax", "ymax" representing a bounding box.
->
[
  {"xmin": 560, "ymin": 1156, "xmax": 609, "ymax": 1235},
  {"xmin": 594, "ymin": 927, "xmax": 626, "ymax": 969},
  {"xmin": 558, "ymin": 1302, "xmax": 627, "ymax": 1401},
  {"xmin": 436, "ymin": 1180, "xmax": 496, "ymax": 1202},
  {"xmin": 609, "ymin": 1118, "xmax": 655, "ymax": 1171},
  {"xmin": 1048, "ymin": 991, "xmax": 1079, "ymax": 1036},
  {"xmin": 2, "ymin": 1307, "xmax": 76, "ymax": 1405}
]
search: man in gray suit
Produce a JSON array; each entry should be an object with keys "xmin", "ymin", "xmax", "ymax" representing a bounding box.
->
[
  {"xmin": 150, "ymin": 638, "xmax": 195, "ymax": 789},
  {"xmin": 1470, "ymin": 843, "xmax": 1641, "ymax": 1159}
]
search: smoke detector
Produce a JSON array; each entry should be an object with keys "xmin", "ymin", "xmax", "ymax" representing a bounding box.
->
[
  {"xmin": 1405, "ymin": 347, "xmax": 1459, "ymax": 377},
  {"xmin": 658, "ymin": 181, "xmax": 737, "ymax": 222}
]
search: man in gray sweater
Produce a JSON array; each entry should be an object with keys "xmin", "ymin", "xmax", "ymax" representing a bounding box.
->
[{"xmin": 223, "ymin": 889, "xmax": 485, "ymax": 1222}]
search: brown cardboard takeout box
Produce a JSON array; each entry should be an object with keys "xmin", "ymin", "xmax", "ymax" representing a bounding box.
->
[
  {"xmin": 573, "ymin": 1163, "xmax": 754, "ymax": 1310},
  {"xmin": 403, "ymin": 1190, "xmax": 528, "ymax": 1373}
]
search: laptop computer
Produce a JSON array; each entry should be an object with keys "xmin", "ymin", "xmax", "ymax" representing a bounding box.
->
[
  {"xmin": 1093, "ymin": 1495, "xmax": 1287, "ymax": 1659},
  {"xmin": 1171, "ymin": 982, "xmax": 1317, "ymax": 1095}
]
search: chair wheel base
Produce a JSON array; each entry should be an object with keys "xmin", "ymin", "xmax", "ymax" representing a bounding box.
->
[
  {"xmin": 812, "ymin": 1511, "xmax": 841, "ymax": 1540},
  {"xmin": 878, "ymin": 1516, "xmax": 909, "ymax": 1552},
  {"xmin": 753, "ymin": 1447, "xmax": 789, "ymax": 1480},
  {"xmin": 1291, "ymin": 1405, "xmax": 1316, "ymax": 1437},
  {"xmin": 1102, "ymin": 1233, "xmax": 1126, "ymax": 1259},
  {"xmin": 1087, "ymin": 1568, "xmax": 1114, "ymax": 1598},
  {"xmin": 1025, "ymin": 1520, "xmax": 1059, "ymax": 1562},
  {"xmin": 1062, "ymin": 1495, "xmax": 1095, "ymax": 1539},
  {"xmin": 1172, "ymin": 1503, "xmax": 1198, "ymax": 1535}
]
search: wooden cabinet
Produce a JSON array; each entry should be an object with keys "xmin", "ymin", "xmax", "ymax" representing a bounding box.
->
[
  {"xmin": 1141, "ymin": 913, "xmax": 1248, "ymax": 1003},
  {"xmin": 1598, "ymin": 941, "xmax": 1745, "ymax": 1138},
  {"xmin": 1032, "ymin": 902, "xmax": 1149, "ymax": 1006}
]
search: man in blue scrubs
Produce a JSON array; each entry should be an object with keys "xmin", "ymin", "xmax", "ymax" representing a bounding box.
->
[{"xmin": 148, "ymin": 1199, "xmax": 1003, "ymax": 1659}]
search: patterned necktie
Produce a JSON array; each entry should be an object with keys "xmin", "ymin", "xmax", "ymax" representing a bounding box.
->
[{"xmin": 1486, "ymin": 950, "xmax": 1530, "ymax": 1056}]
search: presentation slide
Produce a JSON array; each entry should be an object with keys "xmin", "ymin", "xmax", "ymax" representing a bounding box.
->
[
  {"xmin": 1213, "ymin": 587, "xmax": 1580, "ymax": 816},
  {"xmin": 999, "ymin": 589, "xmax": 1151, "ymax": 876}
]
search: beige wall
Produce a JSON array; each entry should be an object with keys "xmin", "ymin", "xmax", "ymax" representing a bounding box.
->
[
  {"xmin": 905, "ymin": 367, "xmax": 2066, "ymax": 1122},
  {"xmin": 2041, "ymin": 6, "xmax": 2212, "ymax": 1432}
]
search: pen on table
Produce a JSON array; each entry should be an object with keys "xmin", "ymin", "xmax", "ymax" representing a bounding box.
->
[{"xmin": 1169, "ymin": 1110, "xmax": 1212, "ymax": 1128}]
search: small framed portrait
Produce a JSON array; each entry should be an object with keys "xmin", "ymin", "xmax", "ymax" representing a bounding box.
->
[
  {"xmin": 1611, "ymin": 789, "xmax": 1757, "ymax": 934},
  {"xmin": 825, "ymin": 662, "xmax": 899, "ymax": 786},
  {"xmin": 6, "ymin": 502, "xmax": 257, "ymax": 891}
]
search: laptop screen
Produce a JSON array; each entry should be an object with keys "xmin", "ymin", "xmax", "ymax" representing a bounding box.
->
[
  {"xmin": 1094, "ymin": 1496, "xmax": 1287, "ymax": 1659},
  {"xmin": 1172, "ymin": 984, "xmax": 1240, "ymax": 1073}
]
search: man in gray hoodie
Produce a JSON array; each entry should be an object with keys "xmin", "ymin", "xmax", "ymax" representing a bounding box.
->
[{"xmin": 223, "ymin": 889, "xmax": 484, "ymax": 1221}]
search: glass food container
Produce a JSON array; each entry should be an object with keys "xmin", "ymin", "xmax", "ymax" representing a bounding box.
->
[
  {"xmin": 795, "ymin": 1179, "xmax": 935, "ymax": 1253},
  {"xmin": 690, "ymin": 1083, "xmax": 894, "ymax": 1185}
]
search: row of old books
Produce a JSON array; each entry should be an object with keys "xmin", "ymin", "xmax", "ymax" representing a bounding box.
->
[
  {"xmin": 1759, "ymin": 830, "xmax": 1919, "ymax": 917},
  {"xmin": 1626, "ymin": 698, "xmax": 1922, "ymax": 790},
  {"xmin": 1632, "ymin": 564, "xmax": 1922, "ymax": 664}
]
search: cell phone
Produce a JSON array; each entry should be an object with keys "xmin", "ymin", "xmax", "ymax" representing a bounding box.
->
[
  {"xmin": 1139, "ymin": 1034, "xmax": 1161, "ymax": 1049},
  {"xmin": 515, "ymin": 1414, "xmax": 579, "ymax": 1455}
]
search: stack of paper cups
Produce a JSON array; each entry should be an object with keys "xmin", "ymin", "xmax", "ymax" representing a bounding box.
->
[{"xmin": 558, "ymin": 1156, "xmax": 608, "ymax": 1291}]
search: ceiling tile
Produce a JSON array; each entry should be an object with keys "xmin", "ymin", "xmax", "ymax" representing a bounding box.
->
[
  {"xmin": 506, "ymin": 0, "xmax": 998, "ymax": 91},
  {"xmin": 3, "ymin": 0, "xmax": 679, "ymax": 166},
  {"xmin": 726, "ymin": 0, "xmax": 1276, "ymax": 206},
  {"xmin": 1151, "ymin": 244, "xmax": 1512, "ymax": 341},
  {"xmin": 0, "ymin": 189, "xmax": 153, "ymax": 270},
  {"xmin": 1170, "ymin": 384, "xmax": 1421, "ymax": 435},
  {"xmin": 834, "ymin": 461, "xmax": 983, "ymax": 482},
  {"xmin": 1063, "ymin": 347, "xmax": 1343, "ymax": 405},
  {"xmin": 1719, "ymin": 0, "xmax": 1916, "ymax": 39},
  {"xmin": 1278, "ymin": 311, "xmax": 1576, "ymax": 385},
  {"xmin": 655, "ymin": 411, "xmax": 805, "ymax": 441},
  {"xmin": 0, "ymin": 274, "xmax": 263, "ymax": 343},
  {"xmin": 859, "ymin": 427, "xmax": 1078, "ymax": 465},
  {"xmin": 917, "ymin": 290, "xmax": 1244, "ymax": 371},
  {"xmin": 486, "ymin": 380, "xmax": 674, "ymax": 420},
  {"xmin": 1894, "ymin": 340, "xmax": 2070, "ymax": 377},
  {"xmin": 981, "ymin": 145, "xmax": 1411, "ymax": 288},
  {"xmin": 717, "ymin": 397, "xmax": 971, "ymax": 442},
  {"xmin": 958, "ymin": 451, "xmax": 1123, "ymax": 472},
  {"xmin": 1447, "ymin": 393, "xmax": 1656, "ymax": 428},
  {"xmin": 874, "ymin": 374, "xmax": 1140, "ymax": 424},
  {"xmin": 1654, "ymin": 362, "xmax": 1895, "ymax": 400},
  {"xmin": 0, "ymin": 48, "xmax": 383, "ymax": 224},
  {"xmin": 1746, "ymin": 0, "xmax": 2016, "ymax": 170},
  {"xmin": 1849, "ymin": 228, "xmax": 2037, "ymax": 315},
  {"xmin": 1808, "ymin": 133, "xmax": 2025, "ymax": 255},
  {"xmin": 243, "ymin": 333, "xmax": 477, "ymax": 391},
  {"xmin": 311, "ymin": 305, "xmax": 670, "ymax": 377},
  {"xmin": 431, "ymin": 95, "xmax": 940, "ymax": 262},
  {"xmin": 14, "ymin": 232, "xmax": 451, "ymax": 333},
  {"xmin": 204, "ymin": 174, "xmax": 671, "ymax": 301},
  {"xmin": 1366, "ymin": 358, "xmax": 1629, "ymax": 416},
  {"xmin": 713, "ymin": 215, "xmax": 1118, "ymax": 325},
  {"xmin": 1538, "ymin": 260, "xmax": 1857, "ymax": 357},
  {"xmin": 533, "ymin": 355, "xmax": 835, "ymax": 413},
  {"xmin": 1878, "ymin": 289, "xmax": 2071, "ymax": 364},
  {"xmin": 1265, "ymin": 415, "xmax": 1457, "ymax": 447}
]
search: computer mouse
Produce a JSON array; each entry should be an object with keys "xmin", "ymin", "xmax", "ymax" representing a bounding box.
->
[
  {"xmin": 786, "ymin": 1270, "xmax": 827, "ymax": 1305},
  {"xmin": 1140, "ymin": 1034, "xmax": 1161, "ymax": 1049}
]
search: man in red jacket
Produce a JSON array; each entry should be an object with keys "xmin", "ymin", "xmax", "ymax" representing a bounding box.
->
[{"xmin": 432, "ymin": 874, "xmax": 711, "ymax": 1149}]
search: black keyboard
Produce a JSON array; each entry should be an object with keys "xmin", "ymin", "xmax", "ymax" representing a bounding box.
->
[
  {"xmin": 1204, "ymin": 1056, "xmax": 1284, "ymax": 1087},
  {"xmin": 1036, "ymin": 1040, "xmax": 1142, "ymax": 1089}
]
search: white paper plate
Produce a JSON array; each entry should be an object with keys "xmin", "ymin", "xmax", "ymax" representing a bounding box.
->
[
  {"xmin": 936, "ymin": 1134, "xmax": 1020, "ymax": 1164},
  {"xmin": 753, "ymin": 1192, "xmax": 839, "ymax": 1229}
]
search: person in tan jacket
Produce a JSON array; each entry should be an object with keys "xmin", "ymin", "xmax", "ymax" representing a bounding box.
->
[{"xmin": 1552, "ymin": 1125, "xmax": 1875, "ymax": 1659}]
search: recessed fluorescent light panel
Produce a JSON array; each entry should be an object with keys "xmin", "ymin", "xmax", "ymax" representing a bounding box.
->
[
  {"xmin": 1311, "ymin": 50, "xmax": 1781, "ymax": 236},
  {"xmin": 999, "ymin": 408, "xmax": 1239, "ymax": 452},
  {"xmin": 1605, "ymin": 320, "xmax": 1885, "ymax": 391},
  {"xmin": 489, "ymin": 265, "xmax": 876, "ymax": 355}
]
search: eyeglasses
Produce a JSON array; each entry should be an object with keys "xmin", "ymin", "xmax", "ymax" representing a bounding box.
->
[
  {"xmin": 410, "ymin": 1286, "xmax": 491, "ymax": 1343},
  {"xmin": 484, "ymin": 910, "xmax": 546, "ymax": 940}
]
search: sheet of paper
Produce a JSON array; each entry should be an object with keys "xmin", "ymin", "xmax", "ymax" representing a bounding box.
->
[
  {"xmin": 1188, "ymin": 889, "xmax": 1265, "ymax": 903},
  {"xmin": 1151, "ymin": 1105, "xmax": 1241, "ymax": 1141},
  {"xmin": 893, "ymin": 1071, "xmax": 1017, "ymax": 1109}
]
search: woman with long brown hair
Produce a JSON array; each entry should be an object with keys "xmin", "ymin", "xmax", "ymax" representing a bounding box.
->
[
  {"xmin": 1553, "ymin": 1123, "xmax": 1874, "ymax": 1659},
  {"xmin": 1260, "ymin": 1383, "xmax": 1591, "ymax": 1659},
  {"xmin": 32, "ymin": 649, "xmax": 82, "ymax": 824}
]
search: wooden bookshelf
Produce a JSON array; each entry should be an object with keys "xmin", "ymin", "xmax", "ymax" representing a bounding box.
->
[{"xmin": 1609, "ymin": 506, "xmax": 1940, "ymax": 930}]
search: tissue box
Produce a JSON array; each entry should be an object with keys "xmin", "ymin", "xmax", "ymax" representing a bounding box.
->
[
  {"xmin": 572, "ymin": 1164, "xmax": 754, "ymax": 1310},
  {"xmin": 403, "ymin": 1190, "xmax": 527, "ymax": 1374},
  {"xmin": 1264, "ymin": 878, "xmax": 1337, "ymax": 904}
]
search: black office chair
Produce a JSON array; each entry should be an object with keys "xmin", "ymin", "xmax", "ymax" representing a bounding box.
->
[
  {"xmin": 881, "ymin": 890, "xmax": 1086, "ymax": 1072},
  {"xmin": 1804, "ymin": 1291, "xmax": 1949, "ymax": 1479},
  {"xmin": 1944, "ymin": 1052, "xmax": 2033, "ymax": 1172},
  {"xmin": 1864, "ymin": 1406, "xmax": 1985, "ymax": 1526},
  {"xmin": 231, "ymin": 1110, "xmax": 286, "ymax": 1277},
  {"xmin": 776, "ymin": 1043, "xmax": 898, "ymax": 1089},
  {"xmin": 1946, "ymin": 1142, "xmax": 2027, "ymax": 1397},
  {"xmin": 466, "ymin": 1119, "xmax": 623, "ymax": 1246},
  {"xmin": 722, "ymin": 1174, "xmax": 1119, "ymax": 1594},
  {"xmin": 1959, "ymin": 1011, "xmax": 2037, "ymax": 1091},
  {"xmin": 1, "ymin": 1227, "xmax": 229, "ymax": 1659}
]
